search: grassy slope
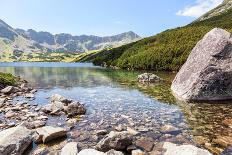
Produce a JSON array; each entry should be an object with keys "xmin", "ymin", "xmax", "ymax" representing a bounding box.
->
[
  {"xmin": 80, "ymin": 8, "xmax": 232, "ymax": 71},
  {"xmin": 0, "ymin": 72, "xmax": 16, "ymax": 86}
]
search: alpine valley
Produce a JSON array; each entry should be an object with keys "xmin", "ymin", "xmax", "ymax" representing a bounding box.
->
[{"xmin": 0, "ymin": 19, "xmax": 141, "ymax": 62}]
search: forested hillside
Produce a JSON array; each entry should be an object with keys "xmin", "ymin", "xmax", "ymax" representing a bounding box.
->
[{"xmin": 80, "ymin": 2, "xmax": 232, "ymax": 71}]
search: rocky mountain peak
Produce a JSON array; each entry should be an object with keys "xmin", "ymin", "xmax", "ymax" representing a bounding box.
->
[{"xmin": 197, "ymin": 0, "xmax": 232, "ymax": 21}]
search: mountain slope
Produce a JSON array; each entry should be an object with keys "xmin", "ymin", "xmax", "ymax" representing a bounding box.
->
[
  {"xmin": 0, "ymin": 19, "xmax": 141, "ymax": 61},
  {"xmin": 15, "ymin": 29, "xmax": 141, "ymax": 52},
  {"xmin": 80, "ymin": 0, "xmax": 232, "ymax": 71}
]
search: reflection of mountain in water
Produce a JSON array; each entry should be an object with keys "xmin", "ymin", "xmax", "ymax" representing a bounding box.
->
[
  {"xmin": 0, "ymin": 67, "xmax": 114, "ymax": 88},
  {"xmin": 177, "ymin": 100, "xmax": 232, "ymax": 154}
]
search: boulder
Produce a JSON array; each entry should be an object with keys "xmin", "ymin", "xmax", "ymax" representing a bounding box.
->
[
  {"xmin": 163, "ymin": 142, "xmax": 212, "ymax": 155},
  {"xmin": 36, "ymin": 126, "xmax": 67, "ymax": 143},
  {"xmin": 1, "ymin": 86, "xmax": 14, "ymax": 94},
  {"xmin": 95, "ymin": 131, "xmax": 133, "ymax": 152},
  {"xmin": 138, "ymin": 73, "xmax": 162, "ymax": 83},
  {"xmin": 77, "ymin": 149, "xmax": 105, "ymax": 155},
  {"xmin": 0, "ymin": 125, "xmax": 33, "ymax": 155},
  {"xmin": 66, "ymin": 102, "xmax": 86, "ymax": 117},
  {"xmin": 61, "ymin": 142, "xmax": 78, "ymax": 155},
  {"xmin": 49, "ymin": 94, "xmax": 86, "ymax": 117},
  {"xmin": 171, "ymin": 28, "xmax": 232, "ymax": 101}
]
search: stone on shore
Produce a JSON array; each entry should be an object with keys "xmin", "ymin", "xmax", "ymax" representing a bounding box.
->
[
  {"xmin": 1, "ymin": 86, "xmax": 15, "ymax": 94},
  {"xmin": 61, "ymin": 142, "xmax": 78, "ymax": 155},
  {"xmin": 171, "ymin": 28, "xmax": 232, "ymax": 101},
  {"xmin": 138, "ymin": 73, "xmax": 162, "ymax": 83},
  {"xmin": 106, "ymin": 149, "xmax": 124, "ymax": 155},
  {"xmin": 0, "ymin": 125, "xmax": 33, "ymax": 155},
  {"xmin": 36, "ymin": 126, "xmax": 67, "ymax": 143},
  {"xmin": 77, "ymin": 149, "xmax": 105, "ymax": 155},
  {"xmin": 163, "ymin": 142, "xmax": 212, "ymax": 155},
  {"xmin": 95, "ymin": 131, "xmax": 133, "ymax": 152}
]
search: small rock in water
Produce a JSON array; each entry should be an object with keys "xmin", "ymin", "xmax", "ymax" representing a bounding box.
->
[
  {"xmin": 138, "ymin": 73, "xmax": 163, "ymax": 83},
  {"xmin": 163, "ymin": 142, "xmax": 212, "ymax": 155},
  {"xmin": 135, "ymin": 138, "xmax": 154, "ymax": 152},
  {"xmin": 36, "ymin": 126, "xmax": 67, "ymax": 143},
  {"xmin": 131, "ymin": 150, "xmax": 146, "ymax": 155},
  {"xmin": 77, "ymin": 149, "xmax": 105, "ymax": 155},
  {"xmin": 60, "ymin": 142, "xmax": 78, "ymax": 155},
  {"xmin": 160, "ymin": 125, "xmax": 181, "ymax": 135},
  {"xmin": 95, "ymin": 131, "xmax": 133, "ymax": 152},
  {"xmin": 106, "ymin": 149, "xmax": 124, "ymax": 155}
]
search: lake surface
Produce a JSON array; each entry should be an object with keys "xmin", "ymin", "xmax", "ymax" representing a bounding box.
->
[{"xmin": 0, "ymin": 62, "xmax": 232, "ymax": 154}]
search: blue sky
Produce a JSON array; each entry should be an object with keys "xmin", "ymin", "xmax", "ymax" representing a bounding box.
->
[{"xmin": 0, "ymin": 0, "xmax": 223, "ymax": 37}]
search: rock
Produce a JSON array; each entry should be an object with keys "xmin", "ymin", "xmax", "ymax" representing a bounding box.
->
[
  {"xmin": 221, "ymin": 146, "xmax": 232, "ymax": 155},
  {"xmin": 163, "ymin": 142, "xmax": 212, "ymax": 155},
  {"xmin": 1, "ymin": 86, "xmax": 14, "ymax": 94},
  {"xmin": 32, "ymin": 120, "xmax": 46, "ymax": 128},
  {"xmin": 49, "ymin": 94, "xmax": 85, "ymax": 117},
  {"xmin": 36, "ymin": 126, "xmax": 67, "ymax": 143},
  {"xmin": 131, "ymin": 150, "xmax": 146, "ymax": 155},
  {"xmin": 61, "ymin": 142, "xmax": 78, "ymax": 155},
  {"xmin": 106, "ymin": 149, "xmax": 124, "ymax": 155},
  {"xmin": 5, "ymin": 110, "xmax": 15, "ymax": 118},
  {"xmin": 138, "ymin": 73, "xmax": 162, "ymax": 83},
  {"xmin": 25, "ymin": 93, "xmax": 35, "ymax": 98},
  {"xmin": 127, "ymin": 127, "xmax": 139, "ymax": 136},
  {"xmin": 212, "ymin": 136, "xmax": 232, "ymax": 147},
  {"xmin": 171, "ymin": 28, "xmax": 232, "ymax": 101},
  {"xmin": 33, "ymin": 147, "xmax": 48, "ymax": 155},
  {"xmin": 160, "ymin": 125, "xmax": 181, "ymax": 135},
  {"xmin": 0, "ymin": 98, "xmax": 6, "ymax": 105},
  {"xmin": 51, "ymin": 94, "xmax": 72, "ymax": 105},
  {"xmin": 95, "ymin": 131, "xmax": 133, "ymax": 152},
  {"xmin": 95, "ymin": 130, "xmax": 108, "ymax": 136},
  {"xmin": 135, "ymin": 138, "xmax": 154, "ymax": 152},
  {"xmin": 66, "ymin": 102, "xmax": 86, "ymax": 117},
  {"xmin": 0, "ymin": 125, "xmax": 33, "ymax": 155},
  {"xmin": 77, "ymin": 149, "xmax": 105, "ymax": 155},
  {"xmin": 37, "ymin": 115, "xmax": 48, "ymax": 120}
]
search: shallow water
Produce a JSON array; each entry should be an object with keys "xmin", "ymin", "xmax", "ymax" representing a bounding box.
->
[{"xmin": 0, "ymin": 62, "xmax": 232, "ymax": 154}]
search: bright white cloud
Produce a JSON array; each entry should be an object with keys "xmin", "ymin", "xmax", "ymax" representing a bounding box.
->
[{"xmin": 176, "ymin": 0, "xmax": 223, "ymax": 17}]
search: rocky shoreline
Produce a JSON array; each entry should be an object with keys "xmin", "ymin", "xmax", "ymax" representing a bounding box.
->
[{"xmin": 0, "ymin": 78, "xmax": 215, "ymax": 155}]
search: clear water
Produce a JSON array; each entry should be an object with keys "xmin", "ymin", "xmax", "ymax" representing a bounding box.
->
[{"xmin": 0, "ymin": 62, "xmax": 232, "ymax": 154}]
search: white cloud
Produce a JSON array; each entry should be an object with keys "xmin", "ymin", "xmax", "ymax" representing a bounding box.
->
[{"xmin": 176, "ymin": 0, "xmax": 223, "ymax": 17}]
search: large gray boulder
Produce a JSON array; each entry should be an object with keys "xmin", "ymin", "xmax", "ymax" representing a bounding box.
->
[
  {"xmin": 0, "ymin": 125, "xmax": 33, "ymax": 155},
  {"xmin": 171, "ymin": 28, "xmax": 232, "ymax": 101}
]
